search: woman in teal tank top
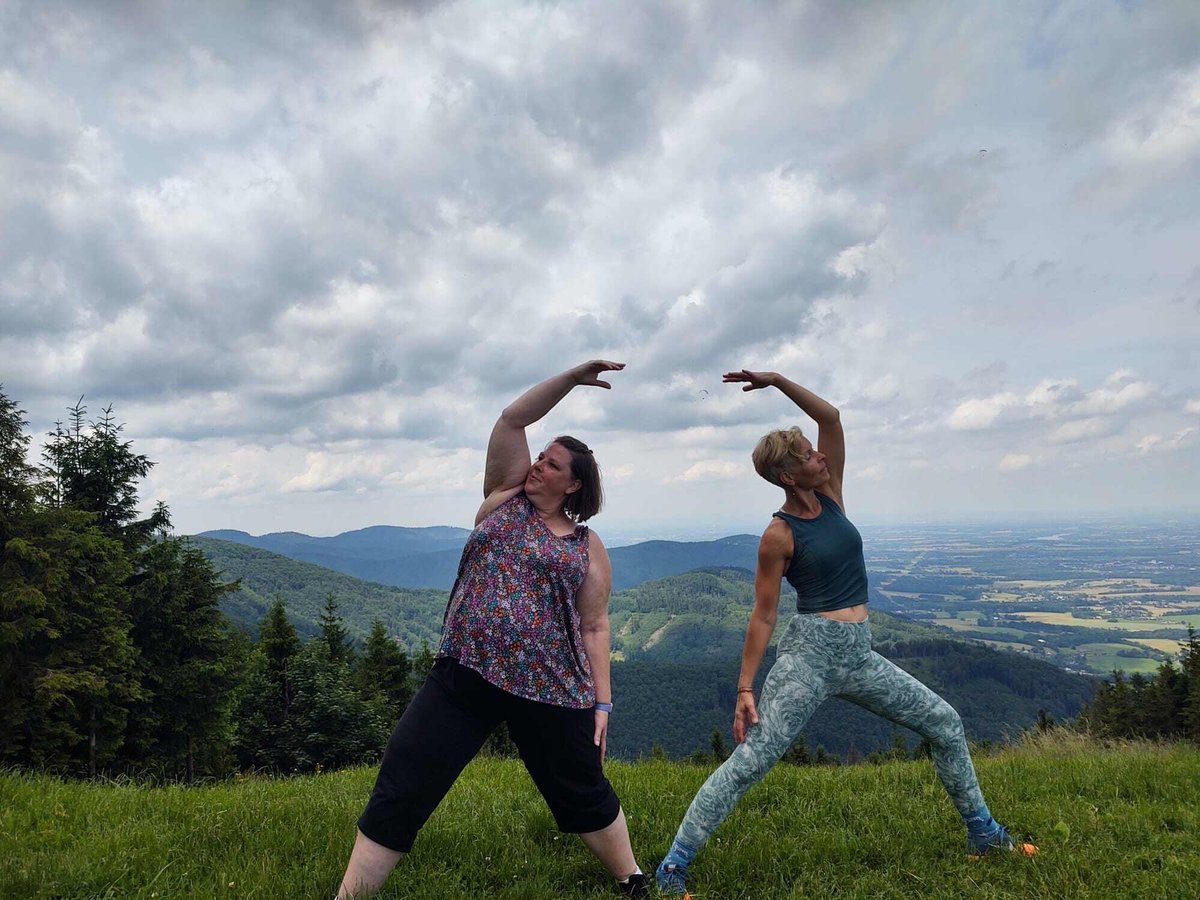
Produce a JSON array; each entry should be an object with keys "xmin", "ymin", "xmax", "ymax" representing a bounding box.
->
[{"xmin": 657, "ymin": 370, "xmax": 1036, "ymax": 897}]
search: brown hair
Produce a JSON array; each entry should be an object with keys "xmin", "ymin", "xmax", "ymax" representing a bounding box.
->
[
  {"xmin": 553, "ymin": 435, "xmax": 603, "ymax": 522},
  {"xmin": 751, "ymin": 426, "xmax": 808, "ymax": 487}
]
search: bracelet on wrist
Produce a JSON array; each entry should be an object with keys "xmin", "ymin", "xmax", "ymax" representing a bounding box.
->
[
  {"xmin": 595, "ymin": 701, "xmax": 613, "ymax": 713},
  {"xmin": 737, "ymin": 687, "xmax": 755, "ymax": 694}
]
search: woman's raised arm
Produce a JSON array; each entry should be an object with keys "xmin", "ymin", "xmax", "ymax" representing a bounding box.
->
[
  {"xmin": 482, "ymin": 360, "xmax": 625, "ymax": 498},
  {"xmin": 723, "ymin": 369, "xmax": 845, "ymax": 495}
]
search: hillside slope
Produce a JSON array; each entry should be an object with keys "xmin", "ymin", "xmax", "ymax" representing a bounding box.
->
[
  {"xmin": 5, "ymin": 738, "xmax": 1197, "ymax": 898},
  {"xmin": 191, "ymin": 536, "xmax": 448, "ymax": 647},
  {"xmin": 195, "ymin": 527, "xmax": 764, "ymax": 590},
  {"xmin": 195, "ymin": 543, "xmax": 1095, "ymax": 759}
]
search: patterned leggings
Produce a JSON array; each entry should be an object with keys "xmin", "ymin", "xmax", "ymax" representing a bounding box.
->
[{"xmin": 674, "ymin": 613, "xmax": 986, "ymax": 852}]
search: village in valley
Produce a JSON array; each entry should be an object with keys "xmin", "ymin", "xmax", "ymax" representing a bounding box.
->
[{"xmin": 863, "ymin": 520, "xmax": 1200, "ymax": 675}]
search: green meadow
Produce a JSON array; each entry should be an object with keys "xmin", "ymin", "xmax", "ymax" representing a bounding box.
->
[{"xmin": 3, "ymin": 733, "xmax": 1198, "ymax": 899}]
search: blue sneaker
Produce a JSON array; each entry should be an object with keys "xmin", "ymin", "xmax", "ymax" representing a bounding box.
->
[
  {"xmin": 967, "ymin": 825, "xmax": 1038, "ymax": 858},
  {"xmin": 655, "ymin": 860, "xmax": 690, "ymax": 898}
]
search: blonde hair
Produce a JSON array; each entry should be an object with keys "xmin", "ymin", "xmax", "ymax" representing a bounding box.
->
[{"xmin": 751, "ymin": 426, "xmax": 808, "ymax": 487}]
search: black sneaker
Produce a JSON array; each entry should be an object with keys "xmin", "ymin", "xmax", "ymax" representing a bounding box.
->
[{"xmin": 618, "ymin": 872, "xmax": 649, "ymax": 897}]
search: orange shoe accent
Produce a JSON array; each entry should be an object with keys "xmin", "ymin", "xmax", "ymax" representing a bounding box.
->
[{"xmin": 968, "ymin": 841, "xmax": 1039, "ymax": 860}]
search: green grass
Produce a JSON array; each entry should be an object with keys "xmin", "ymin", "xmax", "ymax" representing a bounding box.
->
[
  {"xmin": 3, "ymin": 734, "xmax": 1199, "ymax": 898},
  {"xmin": 1076, "ymin": 643, "xmax": 1163, "ymax": 675}
]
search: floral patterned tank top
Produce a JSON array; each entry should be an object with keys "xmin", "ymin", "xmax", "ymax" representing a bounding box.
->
[{"xmin": 436, "ymin": 493, "xmax": 595, "ymax": 708}]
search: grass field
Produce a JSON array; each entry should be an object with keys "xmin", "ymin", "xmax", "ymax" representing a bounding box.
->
[
  {"xmin": 1076, "ymin": 643, "xmax": 1164, "ymax": 675},
  {"xmin": 3, "ymin": 733, "xmax": 1199, "ymax": 898},
  {"xmin": 1010, "ymin": 612, "xmax": 1187, "ymax": 632}
]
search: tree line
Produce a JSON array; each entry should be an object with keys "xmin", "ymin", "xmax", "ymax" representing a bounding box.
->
[
  {"xmin": 4, "ymin": 387, "xmax": 1199, "ymax": 783},
  {"xmin": 0, "ymin": 389, "xmax": 425, "ymax": 780},
  {"xmin": 1080, "ymin": 629, "xmax": 1200, "ymax": 743}
]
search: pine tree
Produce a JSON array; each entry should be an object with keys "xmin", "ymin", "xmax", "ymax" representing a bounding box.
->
[
  {"xmin": 259, "ymin": 599, "xmax": 299, "ymax": 716},
  {"xmin": 232, "ymin": 599, "xmax": 300, "ymax": 771},
  {"xmin": 409, "ymin": 639, "xmax": 436, "ymax": 696},
  {"xmin": 709, "ymin": 728, "xmax": 730, "ymax": 762},
  {"xmin": 1181, "ymin": 627, "xmax": 1200, "ymax": 742},
  {"xmin": 318, "ymin": 594, "xmax": 353, "ymax": 666},
  {"xmin": 286, "ymin": 642, "xmax": 390, "ymax": 771},
  {"xmin": 0, "ymin": 505, "xmax": 138, "ymax": 774},
  {"xmin": 354, "ymin": 619, "xmax": 412, "ymax": 713},
  {"xmin": 782, "ymin": 734, "xmax": 811, "ymax": 766},
  {"xmin": 40, "ymin": 401, "xmax": 166, "ymax": 549},
  {"xmin": 0, "ymin": 387, "xmax": 36, "ymax": 527},
  {"xmin": 124, "ymin": 537, "xmax": 242, "ymax": 780}
]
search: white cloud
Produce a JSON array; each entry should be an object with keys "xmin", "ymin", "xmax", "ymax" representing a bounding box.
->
[
  {"xmin": 1101, "ymin": 66, "xmax": 1200, "ymax": 172},
  {"xmin": 3, "ymin": 1, "xmax": 1199, "ymax": 534},
  {"xmin": 670, "ymin": 459, "xmax": 742, "ymax": 483},
  {"xmin": 999, "ymin": 453, "xmax": 1034, "ymax": 471},
  {"xmin": 1137, "ymin": 435, "xmax": 1163, "ymax": 454},
  {"xmin": 947, "ymin": 393, "xmax": 1020, "ymax": 430},
  {"xmin": 1048, "ymin": 417, "xmax": 1118, "ymax": 445}
]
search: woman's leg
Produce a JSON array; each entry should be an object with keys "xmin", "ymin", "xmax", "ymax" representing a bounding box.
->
[
  {"xmin": 506, "ymin": 697, "xmax": 636, "ymax": 879},
  {"xmin": 672, "ymin": 649, "xmax": 831, "ymax": 853},
  {"xmin": 340, "ymin": 660, "xmax": 499, "ymax": 898},
  {"xmin": 838, "ymin": 651, "xmax": 984, "ymax": 816},
  {"xmin": 578, "ymin": 807, "xmax": 638, "ymax": 879}
]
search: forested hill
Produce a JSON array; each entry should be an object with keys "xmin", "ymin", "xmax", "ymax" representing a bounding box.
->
[
  {"xmin": 196, "ymin": 526, "xmax": 763, "ymax": 590},
  {"xmin": 195, "ymin": 542, "xmax": 1096, "ymax": 759},
  {"xmin": 191, "ymin": 536, "xmax": 449, "ymax": 647}
]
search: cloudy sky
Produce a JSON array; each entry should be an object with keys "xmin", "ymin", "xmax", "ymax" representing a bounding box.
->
[{"xmin": 2, "ymin": 0, "xmax": 1198, "ymax": 543}]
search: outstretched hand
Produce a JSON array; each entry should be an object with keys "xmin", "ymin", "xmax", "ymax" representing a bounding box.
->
[
  {"xmin": 723, "ymin": 369, "xmax": 778, "ymax": 392},
  {"xmin": 570, "ymin": 359, "xmax": 626, "ymax": 389}
]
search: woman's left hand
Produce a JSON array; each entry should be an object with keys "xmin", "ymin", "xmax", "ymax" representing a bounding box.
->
[
  {"xmin": 570, "ymin": 359, "xmax": 626, "ymax": 389},
  {"xmin": 723, "ymin": 369, "xmax": 778, "ymax": 392},
  {"xmin": 593, "ymin": 709, "xmax": 609, "ymax": 760}
]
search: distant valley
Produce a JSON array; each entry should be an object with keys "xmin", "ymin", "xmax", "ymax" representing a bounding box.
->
[
  {"xmin": 197, "ymin": 518, "xmax": 1200, "ymax": 677},
  {"xmin": 192, "ymin": 534, "xmax": 1101, "ymax": 758}
]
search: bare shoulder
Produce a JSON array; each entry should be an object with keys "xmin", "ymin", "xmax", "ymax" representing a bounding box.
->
[
  {"xmin": 587, "ymin": 529, "xmax": 611, "ymax": 563},
  {"xmin": 760, "ymin": 517, "xmax": 793, "ymax": 558}
]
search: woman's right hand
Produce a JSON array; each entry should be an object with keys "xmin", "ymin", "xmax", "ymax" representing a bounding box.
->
[
  {"xmin": 723, "ymin": 369, "xmax": 778, "ymax": 392},
  {"xmin": 733, "ymin": 690, "xmax": 760, "ymax": 743},
  {"xmin": 569, "ymin": 359, "xmax": 626, "ymax": 389}
]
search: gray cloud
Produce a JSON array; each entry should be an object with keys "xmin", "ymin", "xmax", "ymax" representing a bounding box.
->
[{"xmin": 2, "ymin": 0, "xmax": 1198, "ymax": 534}]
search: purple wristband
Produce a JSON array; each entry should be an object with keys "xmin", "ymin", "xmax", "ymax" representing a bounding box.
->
[{"xmin": 595, "ymin": 701, "xmax": 613, "ymax": 713}]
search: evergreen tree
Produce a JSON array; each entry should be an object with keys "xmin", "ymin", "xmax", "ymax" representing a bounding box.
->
[
  {"xmin": 40, "ymin": 401, "xmax": 167, "ymax": 549},
  {"xmin": 124, "ymin": 536, "xmax": 242, "ymax": 780},
  {"xmin": 482, "ymin": 722, "xmax": 518, "ymax": 758},
  {"xmin": 409, "ymin": 639, "xmax": 436, "ymax": 696},
  {"xmin": 260, "ymin": 599, "xmax": 299, "ymax": 716},
  {"xmin": 286, "ymin": 642, "xmax": 390, "ymax": 771},
  {"xmin": 232, "ymin": 599, "xmax": 300, "ymax": 771},
  {"xmin": 0, "ymin": 388, "xmax": 36, "ymax": 527},
  {"xmin": 354, "ymin": 619, "xmax": 412, "ymax": 713},
  {"xmin": 1182, "ymin": 628, "xmax": 1200, "ymax": 742},
  {"xmin": 709, "ymin": 728, "xmax": 730, "ymax": 762},
  {"xmin": 318, "ymin": 594, "xmax": 353, "ymax": 666},
  {"xmin": 782, "ymin": 734, "xmax": 811, "ymax": 766},
  {"xmin": 0, "ymin": 505, "xmax": 138, "ymax": 774}
]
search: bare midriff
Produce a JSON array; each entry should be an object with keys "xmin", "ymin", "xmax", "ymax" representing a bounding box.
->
[{"xmin": 817, "ymin": 602, "xmax": 868, "ymax": 623}]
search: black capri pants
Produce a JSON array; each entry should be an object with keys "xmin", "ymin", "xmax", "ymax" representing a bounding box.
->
[{"xmin": 358, "ymin": 657, "xmax": 621, "ymax": 852}]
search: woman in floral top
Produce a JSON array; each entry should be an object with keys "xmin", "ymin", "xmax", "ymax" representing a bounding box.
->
[{"xmin": 338, "ymin": 361, "xmax": 647, "ymax": 899}]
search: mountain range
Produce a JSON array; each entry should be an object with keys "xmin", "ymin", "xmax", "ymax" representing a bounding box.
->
[
  {"xmin": 198, "ymin": 525, "xmax": 762, "ymax": 591},
  {"xmin": 189, "ymin": 533, "xmax": 1096, "ymax": 758}
]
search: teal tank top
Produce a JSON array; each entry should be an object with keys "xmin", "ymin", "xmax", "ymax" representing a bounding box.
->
[{"xmin": 773, "ymin": 493, "xmax": 869, "ymax": 613}]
